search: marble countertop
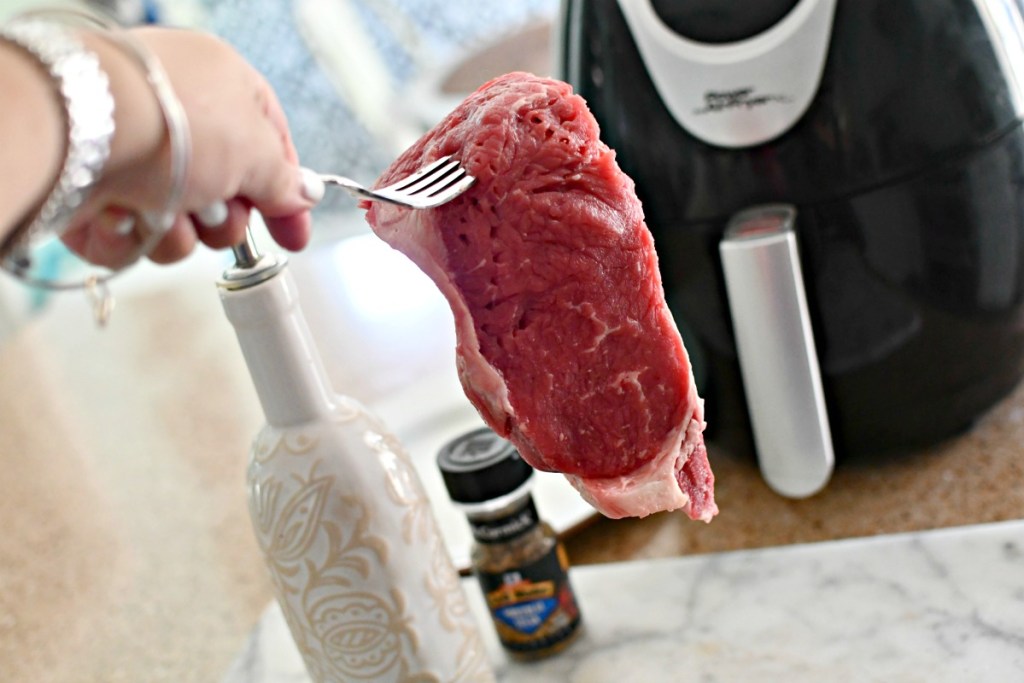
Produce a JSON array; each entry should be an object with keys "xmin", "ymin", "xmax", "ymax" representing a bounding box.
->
[
  {"xmin": 2, "ymin": 227, "xmax": 1023, "ymax": 682},
  {"xmin": 225, "ymin": 520, "xmax": 1024, "ymax": 682}
]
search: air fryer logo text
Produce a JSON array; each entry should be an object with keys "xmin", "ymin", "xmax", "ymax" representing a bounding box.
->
[{"xmin": 695, "ymin": 87, "xmax": 791, "ymax": 115}]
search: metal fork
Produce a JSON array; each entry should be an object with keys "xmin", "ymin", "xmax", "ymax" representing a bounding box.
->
[
  {"xmin": 196, "ymin": 157, "xmax": 474, "ymax": 230},
  {"xmin": 320, "ymin": 155, "xmax": 475, "ymax": 209}
]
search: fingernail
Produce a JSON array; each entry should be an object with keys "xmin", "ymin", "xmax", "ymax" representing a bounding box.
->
[
  {"xmin": 113, "ymin": 214, "xmax": 135, "ymax": 236},
  {"xmin": 300, "ymin": 167, "xmax": 325, "ymax": 204},
  {"xmin": 195, "ymin": 201, "xmax": 229, "ymax": 228},
  {"xmin": 142, "ymin": 210, "xmax": 176, "ymax": 233}
]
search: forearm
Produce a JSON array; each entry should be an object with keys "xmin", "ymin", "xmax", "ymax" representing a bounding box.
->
[
  {"xmin": 0, "ymin": 40, "xmax": 64, "ymax": 243},
  {"xmin": 2, "ymin": 21, "xmax": 312, "ymax": 272},
  {"xmin": 0, "ymin": 27, "xmax": 164, "ymax": 245}
]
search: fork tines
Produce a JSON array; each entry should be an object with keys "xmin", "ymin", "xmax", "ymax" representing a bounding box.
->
[{"xmin": 391, "ymin": 156, "xmax": 471, "ymax": 199}]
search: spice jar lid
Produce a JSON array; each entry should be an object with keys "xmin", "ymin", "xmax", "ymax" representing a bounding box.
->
[{"xmin": 437, "ymin": 426, "xmax": 534, "ymax": 504}]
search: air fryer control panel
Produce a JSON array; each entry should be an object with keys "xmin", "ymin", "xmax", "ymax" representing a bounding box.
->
[{"xmin": 615, "ymin": 0, "xmax": 836, "ymax": 148}]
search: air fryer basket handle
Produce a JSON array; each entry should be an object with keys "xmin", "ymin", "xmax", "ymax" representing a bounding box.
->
[{"xmin": 719, "ymin": 204, "xmax": 834, "ymax": 497}]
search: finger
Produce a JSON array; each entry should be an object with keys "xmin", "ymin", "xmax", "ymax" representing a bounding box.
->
[
  {"xmin": 193, "ymin": 201, "xmax": 229, "ymax": 229},
  {"xmin": 62, "ymin": 208, "xmax": 144, "ymax": 270},
  {"xmin": 264, "ymin": 211, "xmax": 313, "ymax": 252},
  {"xmin": 245, "ymin": 146, "xmax": 309, "ymax": 216},
  {"xmin": 145, "ymin": 214, "xmax": 198, "ymax": 264},
  {"xmin": 195, "ymin": 199, "xmax": 252, "ymax": 250},
  {"xmin": 240, "ymin": 158, "xmax": 317, "ymax": 253},
  {"xmin": 255, "ymin": 167, "xmax": 319, "ymax": 251}
]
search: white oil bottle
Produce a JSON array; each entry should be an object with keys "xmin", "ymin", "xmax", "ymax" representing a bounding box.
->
[{"xmin": 218, "ymin": 235, "xmax": 494, "ymax": 683}]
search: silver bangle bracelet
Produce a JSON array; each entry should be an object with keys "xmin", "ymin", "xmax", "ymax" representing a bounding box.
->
[{"xmin": 103, "ymin": 19, "xmax": 191, "ymax": 237}]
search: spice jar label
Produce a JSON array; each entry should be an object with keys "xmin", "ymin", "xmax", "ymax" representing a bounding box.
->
[{"xmin": 477, "ymin": 544, "xmax": 582, "ymax": 656}]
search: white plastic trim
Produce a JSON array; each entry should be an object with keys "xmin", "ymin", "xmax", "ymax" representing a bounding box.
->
[{"xmin": 615, "ymin": 0, "xmax": 837, "ymax": 148}]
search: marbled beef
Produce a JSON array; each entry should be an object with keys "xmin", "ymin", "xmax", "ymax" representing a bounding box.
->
[{"xmin": 365, "ymin": 73, "xmax": 716, "ymax": 521}]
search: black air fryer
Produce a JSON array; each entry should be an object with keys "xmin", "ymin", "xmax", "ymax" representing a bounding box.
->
[{"xmin": 560, "ymin": 0, "xmax": 1024, "ymax": 496}]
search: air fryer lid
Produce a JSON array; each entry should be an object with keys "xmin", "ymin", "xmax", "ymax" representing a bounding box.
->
[{"xmin": 566, "ymin": 0, "xmax": 1024, "ymax": 218}]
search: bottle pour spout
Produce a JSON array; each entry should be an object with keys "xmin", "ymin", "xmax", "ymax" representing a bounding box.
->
[
  {"xmin": 220, "ymin": 227, "xmax": 287, "ymax": 290},
  {"xmin": 231, "ymin": 227, "xmax": 262, "ymax": 269}
]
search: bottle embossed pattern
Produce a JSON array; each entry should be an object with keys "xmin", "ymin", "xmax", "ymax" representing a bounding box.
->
[{"xmin": 219, "ymin": 248, "xmax": 494, "ymax": 683}]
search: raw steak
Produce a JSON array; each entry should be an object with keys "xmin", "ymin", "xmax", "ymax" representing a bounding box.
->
[{"xmin": 365, "ymin": 72, "xmax": 717, "ymax": 521}]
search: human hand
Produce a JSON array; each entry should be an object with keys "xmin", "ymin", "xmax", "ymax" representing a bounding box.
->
[{"xmin": 60, "ymin": 27, "xmax": 318, "ymax": 269}]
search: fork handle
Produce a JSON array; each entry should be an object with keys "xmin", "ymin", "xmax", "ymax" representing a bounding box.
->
[
  {"xmin": 319, "ymin": 174, "xmax": 408, "ymax": 206},
  {"xmin": 320, "ymin": 174, "xmax": 375, "ymax": 200}
]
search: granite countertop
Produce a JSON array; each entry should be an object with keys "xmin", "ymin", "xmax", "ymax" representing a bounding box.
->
[
  {"xmin": 1, "ymin": 232, "xmax": 1023, "ymax": 682},
  {"xmin": 225, "ymin": 520, "xmax": 1024, "ymax": 682}
]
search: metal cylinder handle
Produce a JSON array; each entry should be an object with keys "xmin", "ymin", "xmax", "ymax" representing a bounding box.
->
[{"xmin": 719, "ymin": 204, "xmax": 834, "ymax": 498}]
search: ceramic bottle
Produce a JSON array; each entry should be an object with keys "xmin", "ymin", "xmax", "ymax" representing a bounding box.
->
[{"xmin": 218, "ymin": 239, "xmax": 494, "ymax": 683}]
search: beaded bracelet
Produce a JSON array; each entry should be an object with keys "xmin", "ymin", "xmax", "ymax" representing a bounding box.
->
[
  {"xmin": 0, "ymin": 8, "xmax": 192, "ymax": 325},
  {"xmin": 0, "ymin": 17, "xmax": 115, "ymax": 262}
]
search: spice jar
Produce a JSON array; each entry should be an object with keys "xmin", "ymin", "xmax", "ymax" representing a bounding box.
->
[{"xmin": 438, "ymin": 427, "xmax": 583, "ymax": 660}]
